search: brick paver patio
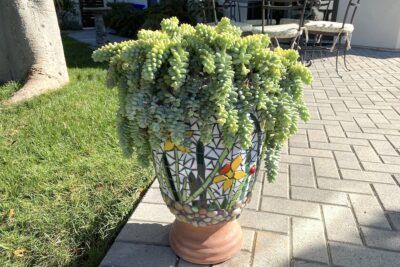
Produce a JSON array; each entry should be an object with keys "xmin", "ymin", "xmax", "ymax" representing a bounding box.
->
[{"xmin": 100, "ymin": 48, "xmax": 400, "ymax": 267}]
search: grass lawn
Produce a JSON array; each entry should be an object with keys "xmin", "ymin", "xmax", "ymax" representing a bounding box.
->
[{"xmin": 0, "ymin": 36, "xmax": 153, "ymax": 266}]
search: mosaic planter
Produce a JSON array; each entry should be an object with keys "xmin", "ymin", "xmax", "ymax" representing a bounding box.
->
[{"xmin": 152, "ymin": 118, "xmax": 264, "ymax": 264}]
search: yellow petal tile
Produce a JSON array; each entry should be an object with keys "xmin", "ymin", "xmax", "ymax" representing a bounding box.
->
[
  {"xmin": 234, "ymin": 171, "xmax": 247, "ymax": 180},
  {"xmin": 213, "ymin": 175, "xmax": 228, "ymax": 183},
  {"xmin": 223, "ymin": 179, "xmax": 233, "ymax": 192},
  {"xmin": 164, "ymin": 141, "xmax": 174, "ymax": 151},
  {"xmin": 177, "ymin": 145, "xmax": 190, "ymax": 153},
  {"xmin": 231, "ymin": 155, "xmax": 243, "ymax": 170}
]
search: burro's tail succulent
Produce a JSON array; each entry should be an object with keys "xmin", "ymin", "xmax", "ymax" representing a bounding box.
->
[{"xmin": 92, "ymin": 17, "xmax": 312, "ymax": 182}]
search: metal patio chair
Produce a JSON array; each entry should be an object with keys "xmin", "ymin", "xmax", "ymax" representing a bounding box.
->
[
  {"xmin": 222, "ymin": 0, "xmax": 270, "ymax": 29},
  {"xmin": 200, "ymin": 0, "xmax": 256, "ymax": 34},
  {"xmin": 199, "ymin": 0, "xmax": 219, "ymax": 24},
  {"xmin": 302, "ymin": 0, "xmax": 361, "ymax": 76},
  {"xmin": 255, "ymin": 0, "xmax": 309, "ymax": 49}
]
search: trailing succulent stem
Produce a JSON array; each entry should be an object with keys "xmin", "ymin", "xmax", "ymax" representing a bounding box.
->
[{"xmin": 93, "ymin": 17, "xmax": 312, "ymax": 182}]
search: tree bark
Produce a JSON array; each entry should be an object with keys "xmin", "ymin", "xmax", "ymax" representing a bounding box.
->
[{"xmin": 0, "ymin": 0, "xmax": 69, "ymax": 105}]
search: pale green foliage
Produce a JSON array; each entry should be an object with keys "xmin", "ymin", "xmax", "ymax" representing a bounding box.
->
[{"xmin": 92, "ymin": 17, "xmax": 312, "ymax": 182}]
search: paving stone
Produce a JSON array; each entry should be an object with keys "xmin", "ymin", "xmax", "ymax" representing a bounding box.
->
[
  {"xmin": 317, "ymin": 178, "xmax": 371, "ymax": 194},
  {"xmin": 361, "ymin": 227, "xmax": 400, "ymax": 251},
  {"xmin": 340, "ymin": 121, "xmax": 361, "ymax": 132},
  {"xmin": 354, "ymin": 117, "xmax": 375, "ymax": 128},
  {"xmin": 363, "ymin": 162, "xmax": 400, "ymax": 174},
  {"xmin": 373, "ymin": 184, "xmax": 400, "ymax": 212},
  {"xmin": 381, "ymin": 109, "xmax": 400, "ymax": 121},
  {"xmin": 370, "ymin": 140, "xmax": 398, "ymax": 156},
  {"xmin": 261, "ymin": 197, "xmax": 321, "ymax": 219},
  {"xmin": 263, "ymin": 172, "xmax": 289, "ymax": 198},
  {"xmin": 245, "ymin": 180, "xmax": 262, "ymax": 210},
  {"xmin": 281, "ymin": 141, "xmax": 289, "ymax": 155},
  {"xmin": 292, "ymin": 218, "xmax": 329, "ymax": 263},
  {"xmin": 394, "ymin": 174, "xmax": 400, "ymax": 185},
  {"xmin": 334, "ymin": 151, "xmax": 361, "ymax": 170},
  {"xmin": 242, "ymin": 229, "xmax": 255, "ymax": 252},
  {"xmin": 310, "ymin": 141, "xmax": 352, "ymax": 152},
  {"xmin": 328, "ymin": 137, "xmax": 369, "ymax": 146},
  {"xmin": 325, "ymin": 125, "xmax": 345, "ymax": 137},
  {"xmin": 280, "ymin": 154, "xmax": 312, "ymax": 165},
  {"xmin": 290, "ymin": 148, "xmax": 333, "ymax": 158},
  {"xmin": 141, "ymin": 188, "xmax": 165, "ymax": 204},
  {"xmin": 345, "ymin": 100, "xmax": 362, "ymax": 109},
  {"xmin": 363, "ymin": 127, "xmax": 400, "ymax": 136},
  {"xmin": 332, "ymin": 102, "xmax": 348, "ymax": 113},
  {"xmin": 314, "ymin": 158, "xmax": 340, "ymax": 178},
  {"xmin": 341, "ymin": 169, "xmax": 395, "ymax": 184},
  {"xmin": 369, "ymin": 113, "xmax": 390, "ymax": 124},
  {"xmin": 387, "ymin": 135, "xmax": 400, "ymax": 149},
  {"xmin": 214, "ymin": 251, "xmax": 252, "ymax": 267},
  {"xmin": 318, "ymin": 106, "xmax": 335, "ymax": 116},
  {"xmin": 382, "ymin": 155, "xmax": 400, "ymax": 165},
  {"xmin": 151, "ymin": 179, "xmax": 160, "ymax": 188},
  {"xmin": 100, "ymin": 242, "xmax": 176, "ymax": 267},
  {"xmin": 239, "ymin": 210, "xmax": 288, "ymax": 234},
  {"xmin": 353, "ymin": 145, "xmax": 381, "ymax": 163},
  {"xmin": 291, "ymin": 186, "xmax": 348, "ymax": 205},
  {"xmin": 299, "ymin": 123, "xmax": 324, "ymax": 130},
  {"xmin": 302, "ymin": 119, "xmax": 327, "ymax": 127},
  {"xmin": 330, "ymin": 241, "xmax": 400, "ymax": 267},
  {"xmin": 308, "ymin": 129, "xmax": 328, "ymax": 142},
  {"xmin": 322, "ymin": 114, "xmax": 356, "ymax": 122},
  {"xmin": 279, "ymin": 162, "xmax": 289, "ymax": 173},
  {"xmin": 130, "ymin": 203, "xmax": 175, "ymax": 223},
  {"xmin": 292, "ymin": 260, "xmax": 328, "ymax": 267},
  {"xmin": 116, "ymin": 220, "xmax": 170, "ymax": 245},
  {"xmin": 349, "ymin": 194, "xmax": 391, "ymax": 229},
  {"xmin": 289, "ymin": 134, "xmax": 309, "ymax": 148},
  {"xmin": 253, "ymin": 231, "xmax": 289, "ymax": 267},
  {"xmin": 290, "ymin": 164, "xmax": 315, "ymax": 188},
  {"xmin": 322, "ymin": 205, "xmax": 362, "ymax": 244},
  {"xmin": 177, "ymin": 259, "xmax": 205, "ymax": 267},
  {"xmin": 388, "ymin": 213, "xmax": 400, "ymax": 231},
  {"xmin": 346, "ymin": 132, "xmax": 387, "ymax": 141}
]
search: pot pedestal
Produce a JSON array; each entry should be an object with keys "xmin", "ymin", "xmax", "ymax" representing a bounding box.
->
[{"xmin": 169, "ymin": 219, "xmax": 243, "ymax": 265}]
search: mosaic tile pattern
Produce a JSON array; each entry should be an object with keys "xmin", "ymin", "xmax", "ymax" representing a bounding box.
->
[{"xmin": 152, "ymin": 118, "xmax": 264, "ymax": 224}]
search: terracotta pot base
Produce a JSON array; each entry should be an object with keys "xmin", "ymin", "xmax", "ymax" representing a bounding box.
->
[{"xmin": 169, "ymin": 219, "xmax": 243, "ymax": 265}]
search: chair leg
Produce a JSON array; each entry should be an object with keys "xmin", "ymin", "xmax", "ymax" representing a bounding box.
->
[
  {"xmin": 291, "ymin": 36, "xmax": 298, "ymax": 50},
  {"xmin": 335, "ymin": 48, "xmax": 341, "ymax": 77},
  {"xmin": 335, "ymin": 35, "xmax": 344, "ymax": 78},
  {"xmin": 343, "ymin": 40, "xmax": 351, "ymax": 71},
  {"xmin": 301, "ymin": 35, "xmax": 312, "ymax": 67},
  {"xmin": 317, "ymin": 35, "xmax": 324, "ymax": 61}
]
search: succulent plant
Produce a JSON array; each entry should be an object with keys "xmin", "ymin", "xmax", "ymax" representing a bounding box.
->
[{"xmin": 93, "ymin": 17, "xmax": 312, "ymax": 182}]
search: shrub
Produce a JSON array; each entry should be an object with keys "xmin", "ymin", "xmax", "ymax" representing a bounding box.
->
[
  {"xmin": 104, "ymin": 3, "xmax": 146, "ymax": 38},
  {"xmin": 105, "ymin": 0, "xmax": 202, "ymax": 37}
]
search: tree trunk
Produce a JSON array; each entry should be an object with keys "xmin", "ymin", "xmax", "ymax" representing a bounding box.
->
[{"xmin": 0, "ymin": 0, "xmax": 69, "ymax": 105}]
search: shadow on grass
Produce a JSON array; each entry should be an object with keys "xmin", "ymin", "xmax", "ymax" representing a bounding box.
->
[
  {"xmin": 0, "ymin": 35, "xmax": 105, "ymax": 103},
  {"xmin": 62, "ymin": 35, "xmax": 106, "ymax": 70}
]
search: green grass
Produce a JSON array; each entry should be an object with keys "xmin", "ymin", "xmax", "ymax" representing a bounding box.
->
[
  {"xmin": 0, "ymin": 81, "xmax": 21, "ymax": 102},
  {"xmin": 0, "ymin": 36, "xmax": 153, "ymax": 267}
]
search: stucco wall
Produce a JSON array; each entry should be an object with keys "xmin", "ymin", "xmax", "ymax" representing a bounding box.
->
[{"xmin": 337, "ymin": 0, "xmax": 400, "ymax": 50}]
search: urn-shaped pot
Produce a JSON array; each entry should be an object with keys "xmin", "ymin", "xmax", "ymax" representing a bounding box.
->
[{"xmin": 152, "ymin": 118, "xmax": 264, "ymax": 264}]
